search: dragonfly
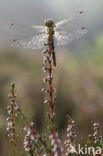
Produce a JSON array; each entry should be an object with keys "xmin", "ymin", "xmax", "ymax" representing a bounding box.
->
[{"xmin": 10, "ymin": 11, "xmax": 87, "ymax": 67}]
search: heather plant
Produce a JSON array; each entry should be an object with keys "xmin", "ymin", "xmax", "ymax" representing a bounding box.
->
[
  {"xmin": 87, "ymin": 123, "xmax": 103, "ymax": 156},
  {"xmin": 6, "ymin": 83, "xmax": 18, "ymax": 155},
  {"xmin": 6, "ymin": 30, "xmax": 78, "ymax": 155},
  {"xmin": 7, "ymin": 79, "xmax": 103, "ymax": 156},
  {"xmin": 6, "ymin": 12, "xmax": 103, "ymax": 156}
]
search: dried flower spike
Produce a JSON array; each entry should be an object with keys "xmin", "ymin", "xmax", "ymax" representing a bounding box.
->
[
  {"xmin": 49, "ymin": 132, "xmax": 64, "ymax": 156},
  {"xmin": 64, "ymin": 117, "xmax": 76, "ymax": 155},
  {"xmin": 6, "ymin": 82, "xmax": 18, "ymax": 154},
  {"xmin": 93, "ymin": 123, "xmax": 102, "ymax": 146}
]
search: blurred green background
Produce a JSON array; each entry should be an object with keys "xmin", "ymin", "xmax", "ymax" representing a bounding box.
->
[{"xmin": 0, "ymin": 0, "xmax": 103, "ymax": 155}]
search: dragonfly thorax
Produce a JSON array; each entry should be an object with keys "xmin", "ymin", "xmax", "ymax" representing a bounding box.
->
[
  {"xmin": 45, "ymin": 19, "xmax": 55, "ymax": 36},
  {"xmin": 45, "ymin": 19, "xmax": 55, "ymax": 28}
]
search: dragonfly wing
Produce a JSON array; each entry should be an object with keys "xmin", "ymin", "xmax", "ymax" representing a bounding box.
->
[
  {"xmin": 11, "ymin": 33, "xmax": 47, "ymax": 50},
  {"xmin": 9, "ymin": 23, "xmax": 45, "ymax": 38},
  {"xmin": 55, "ymin": 27, "xmax": 87, "ymax": 46},
  {"xmin": 55, "ymin": 11, "xmax": 84, "ymax": 30}
]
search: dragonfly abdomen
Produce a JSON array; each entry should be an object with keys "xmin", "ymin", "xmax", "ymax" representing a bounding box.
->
[
  {"xmin": 47, "ymin": 33, "xmax": 56, "ymax": 67},
  {"xmin": 51, "ymin": 39, "xmax": 56, "ymax": 67}
]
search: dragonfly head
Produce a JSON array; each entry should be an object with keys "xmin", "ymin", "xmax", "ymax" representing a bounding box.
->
[{"xmin": 45, "ymin": 19, "xmax": 56, "ymax": 28}]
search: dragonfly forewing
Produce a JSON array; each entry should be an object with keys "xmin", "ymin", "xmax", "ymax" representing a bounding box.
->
[
  {"xmin": 56, "ymin": 11, "xmax": 84, "ymax": 30},
  {"xmin": 9, "ymin": 23, "xmax": 45, "ymax": 38}
]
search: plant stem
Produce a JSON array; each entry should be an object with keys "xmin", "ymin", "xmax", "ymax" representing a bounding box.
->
[
  {"xmin": 47, "ymin": 32, "xmax": 56, "ymax": 138},
  {"xmin": 48, "ymin": 45, "xmax": 53, "ymax": 119}
]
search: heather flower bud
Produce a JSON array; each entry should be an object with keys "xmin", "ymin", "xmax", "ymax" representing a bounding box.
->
[
  {"xmin": 44, "ymin": 97, "xmax": 49, "ymax": 104},
  {"xmin": 7, "ymin": 106, "xmax": 12, "ymax": 110},
  {"xmin": 41, "ymin": 88, "xmax": 49, "ymax": 93},
  {"xmin": 53, "ymin": 88, "xmax": 56, "ymax": 92},
  {"xmin": 6, "ymin": 117, "xmax": 11, "ymax": 121},
  {"xmin": 29, "ymin": 122, "xmax": 34, "ymax": 127},
  {"xmin": 8, "ymin": 122, "xmax": 13, "ymax": 127},
  {"xmin": 6, "ymin": 127, "xmax": 11, "ymax": 131},
  {"xmin": 42, "ymin": 67, "xmax": 49, "ymax": 72},
  {"xmin": 43, "ymin": 56, "xmax": 49, "ymax": 63},
  {"xmin": 42, "ymin": 49, "xmax": 48, "ymax": 55},
  {"xmin": 8, "ymin": 110, "xmax": 12, "ymax": 114}
]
